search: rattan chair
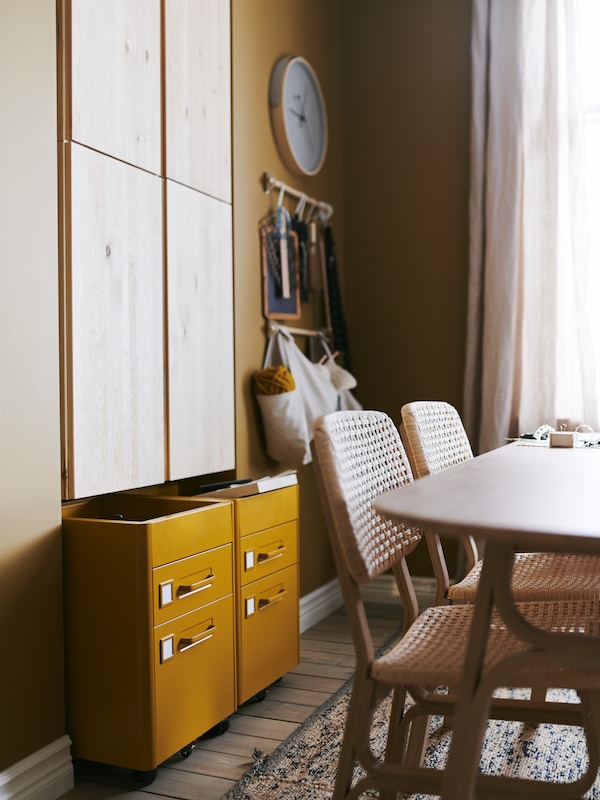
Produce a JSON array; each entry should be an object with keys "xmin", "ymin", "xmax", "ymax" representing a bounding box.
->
[
  {"xmin": 311, "ymin": 409, "xmax": 600, "ymax": 800},
  {"xmin": 400, "ymin": 400, "xmax": 600, "ymax": 606}
]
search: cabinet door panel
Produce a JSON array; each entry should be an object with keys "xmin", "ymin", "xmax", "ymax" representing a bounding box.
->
[
  {"xmin": 70, "ymin": 0, "xmax": 161, "ymax": 173},
  {"xmin": 166, "ymin": 180, "xmax": 234, "ymax": 479},
  {"xmin": 165, "ymin": 0, "xmax": 231, "ymax": 201},
  {"xmin": 67, "ymin": 143, "xmax": 165, "ymax": 498}
]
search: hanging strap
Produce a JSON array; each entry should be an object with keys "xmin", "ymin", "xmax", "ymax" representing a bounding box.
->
[{"xmin": 276, "ymin": 204, "xmax": 292, "ymax": 299}]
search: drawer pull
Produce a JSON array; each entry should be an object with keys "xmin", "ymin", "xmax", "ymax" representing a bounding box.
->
[
  {"xmin": 258, "ymin": 588, "xmax": 287, "ymax": 610},
  {"xmin": 257, "ymin": 545, "xmax": 285, "ymax": 564},
  {"xmin": 177, "ymin": 573, "xmax": 215, "ymax": 599},
  {"xmin": 178, "ymin": 625, "xmax": 216, "ymax": 653}
]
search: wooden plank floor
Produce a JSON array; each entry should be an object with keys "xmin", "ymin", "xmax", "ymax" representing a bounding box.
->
[{"xmin": 61, "ymin": 601, "xmax": 404, "ymax": 800}]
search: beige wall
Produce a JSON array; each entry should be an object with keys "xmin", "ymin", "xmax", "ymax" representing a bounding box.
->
[{"xmin": 0, "ymin": 0, "xmax": 64, "ymax": 770}]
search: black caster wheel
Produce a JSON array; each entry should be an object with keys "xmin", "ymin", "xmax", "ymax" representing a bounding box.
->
[
  {"xmin": 199, "ymin": 716, "xmax": 230, "ymax": 740},
  {"xmin": 131, "ymin": 768, "xmax": 157, "ymax": 786},
  {"xmin": 254, "ymin": 689, "xmax": 268, "ymax": 702},
  {"xmin": 180, "ymin": 741, "xmax": 196, "ymax": 758},
  {"xmin": 210, "ymin": 717, "xmax": 230, "ymax": 736}
]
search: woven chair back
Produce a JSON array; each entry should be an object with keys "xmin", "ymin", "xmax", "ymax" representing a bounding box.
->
[
  {"xmin": 311, "ymin": 410, "xmax": 420, "ymax": 585},
  {"xmin": 401, "ymin": 400, "xmax": 473, "ymax": 477}
]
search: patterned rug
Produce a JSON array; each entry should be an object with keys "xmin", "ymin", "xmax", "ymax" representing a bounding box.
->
[{"xmin": 223, "ymin": 681, "xmax": 600, "ymax": 800}]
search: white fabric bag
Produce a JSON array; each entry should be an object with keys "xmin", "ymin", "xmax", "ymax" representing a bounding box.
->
[
  {"xmin": 312, "ymin": 335, "xmax": 362, "ymax": 412},
  {"xmin": 256, "ymin": 326, "xmax": 346, "ymax": 465}
]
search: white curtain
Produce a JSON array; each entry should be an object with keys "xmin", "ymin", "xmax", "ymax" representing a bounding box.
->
[{"xmin": 464, "ymin": 0, "xmax": 600, "ymax": 453}]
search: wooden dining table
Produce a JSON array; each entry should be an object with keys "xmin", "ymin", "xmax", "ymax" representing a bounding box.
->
[{"xmin": 374, "ymin": 440, "xmax": 600, "ymax": 800}]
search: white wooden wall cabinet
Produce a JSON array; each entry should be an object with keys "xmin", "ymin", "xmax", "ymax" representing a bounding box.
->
[
  {"xmin": 166, "ymin": 181, "xmax": 234, "ymax": 480},
  {"xmin": 65, "ymin": 143, "xmax": 165, "ymax": 498},
  {"xmin": 70, "ymin": 0, "xmax": 161, "ymax": 174},
  {"xmin": 60, "ymin": 0, "xmax": 234, "ymax": 499},
  {"xmin": 164, "ymin": 0, "xmax": 232, "ymax": 202}
]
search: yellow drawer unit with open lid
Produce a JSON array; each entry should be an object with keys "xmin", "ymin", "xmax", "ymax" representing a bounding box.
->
[{"xmin": 62, "ymin": 494, "xmax": 235, "ymax": 782}]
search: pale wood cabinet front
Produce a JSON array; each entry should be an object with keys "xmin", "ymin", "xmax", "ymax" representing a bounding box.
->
[
  {"xmin": 166, "ymin": 180, "xmax": 235, "ymax": 480},
  {"xmin": 59, "ymin": 0, "xmax": 234, "ymax": 499},
  {"xmin": 68, "ymin": 0, "xmax": 162, "ymax": 174},
  {"xmin": 164, "ymin": 0, "xmax": 232, "ymax": 202},
  {"xmin": 64, "ymin": 142, "xmax": 165, "ymax": 498}
]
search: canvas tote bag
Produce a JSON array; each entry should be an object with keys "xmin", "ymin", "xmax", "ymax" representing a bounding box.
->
[{"xmin": 255, "ymin": 325, "xmax": 341, "ymax": 464}]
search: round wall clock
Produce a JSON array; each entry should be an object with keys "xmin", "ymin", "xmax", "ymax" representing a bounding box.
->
[{"xmin": 269, "ymin": 56, "xmax": 328, "ymax": 177}]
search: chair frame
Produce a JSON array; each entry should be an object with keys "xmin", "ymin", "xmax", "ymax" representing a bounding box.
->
[{"xmin": 312, "ymin": 409, "xmax": 600, "ymax": 800}]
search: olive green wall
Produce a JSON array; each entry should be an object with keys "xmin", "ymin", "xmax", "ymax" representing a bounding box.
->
[
  {"xmin": 232, "ymin": 0, "xmax": 472, "ymax": 593},
  {"xmin": 341, "ymin": 0, "xmax": 472, "ymax": 576},
  {"xmin": 342, "ymin": 0, "xmax": 471, "ymax": 425},
  {"xmin": 231, "ymin": 0, "xmax": 346, "ymax": 596}
]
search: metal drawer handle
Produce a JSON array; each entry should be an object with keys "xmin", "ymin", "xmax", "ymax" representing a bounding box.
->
[
  {"xmin": 257, "ymin": 545, "xmax": 285, "ymax": 563},
  {"xmin": 177, "ymin": 573, "xmax": 215, "ymax": 599},
  {"xmin": 178, "ymin": 624, "xmax": 216, "ymax": 653},
  {"xmin": 258, "ymin": 588, "xmax": 287, "ymax": 610}
]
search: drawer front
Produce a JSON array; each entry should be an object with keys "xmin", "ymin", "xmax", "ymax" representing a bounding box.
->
[
  {"xmin": 235, "ymin": 485, "xmax": 298, "ymax": 536},
  {"xmin": 153, "ymin": 544, "xmax": 233, "ymax": 626},
  {"xmin": 151, "ymin": 501, "xmax": 232, "ymax": 566},
  {"xmin": 238, "ymin": 521, "xmax": 297, "ymax": 587},
  {"xmin": 154, "ymin": 595, "xmax": 235, "ymax": 763},
  {"xmin": 237, "ymin": 565, "xmax": 299, "ymax": 704}
]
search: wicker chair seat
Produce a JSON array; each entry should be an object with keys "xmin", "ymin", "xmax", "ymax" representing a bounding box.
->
[
  {"xmin": 449, "ymin": 551, "xmax": 600, "ymax": 603},
  {"xmin": 373, "ymin": 599, "xmax": 600, "ymax": 690}
]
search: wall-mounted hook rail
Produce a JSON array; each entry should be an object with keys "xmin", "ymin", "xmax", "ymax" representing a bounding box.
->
[
  {"xmin": 261, "ymin": 172, "xmax": 334, "ymax": 223},
  {"xmin": 267, "ymin": 319, "xmax": 331, "ymax": 341}
]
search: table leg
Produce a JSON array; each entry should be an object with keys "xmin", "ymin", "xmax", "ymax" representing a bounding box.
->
[{"xmin": 440, "ymin": 541, "xmax": 513, "ymax": 799}]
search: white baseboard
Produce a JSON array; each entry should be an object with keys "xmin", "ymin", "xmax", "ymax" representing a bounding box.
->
[
  {"xmin": 299, "ymin": 577, "xmax": 342, "ymax": 633},
  {"xmin": 0, "ymin": 736, "xmax": 73, "ymax": 800}
]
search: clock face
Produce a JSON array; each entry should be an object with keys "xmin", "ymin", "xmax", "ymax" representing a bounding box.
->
[{"xmin": 270, "ymin": 57, "xmax": 328, "ymax": 176}]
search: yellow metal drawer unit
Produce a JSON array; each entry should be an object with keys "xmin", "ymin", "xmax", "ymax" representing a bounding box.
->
[
  {"xmin": 231, "ymin": 485, "xmax": 300, "ymax": 705},
  {"xmin": 62, "ymin": 494, "xmax": 235, "ymax": 784}
]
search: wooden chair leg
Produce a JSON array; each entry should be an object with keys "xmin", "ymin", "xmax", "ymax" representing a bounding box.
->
[
  {"xmin": 333, "ymin": 678, "xmax": 378, "ymax": 800},
  {"xmin": 404, "ymin": 713, "xmax": 431, "ymax": 766},
  {"xmin": 380, "ymin": 686, "xmax": 408, "ymax": 800},
  {"xmin": 332, "ymin": 697, "xmax": 360, "ymax": 799}
]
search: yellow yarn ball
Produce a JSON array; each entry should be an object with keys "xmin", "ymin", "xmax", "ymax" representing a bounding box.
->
[{"xmin": 254, "ymin": 365, "xmax": 295, "ymax": 395}]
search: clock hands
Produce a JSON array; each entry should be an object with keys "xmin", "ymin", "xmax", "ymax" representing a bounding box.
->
[
  {"xmin": 288, "ymin": 107, "xmax": 307, "ymax": 123},
  {"xmin": 289, "ymin": 84, "xmax": 316, "ymax": 151}
]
